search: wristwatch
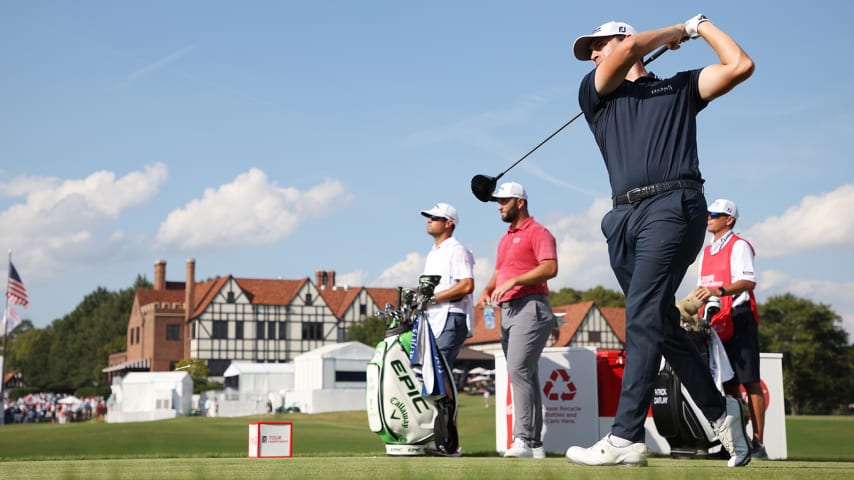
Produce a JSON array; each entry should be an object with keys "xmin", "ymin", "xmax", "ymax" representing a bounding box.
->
[{"xmin": 718, "ymin": 287, "xmax": 728, "ymax": 297}]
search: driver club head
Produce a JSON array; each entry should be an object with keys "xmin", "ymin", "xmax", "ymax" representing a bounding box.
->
[{"xmin": 471, "ymin": 174, "xmax": 497, "ymax": 202}]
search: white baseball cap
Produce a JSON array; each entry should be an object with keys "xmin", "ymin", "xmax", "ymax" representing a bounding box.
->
[
  {"xmin": 708, "ymin": 198, "xmax": 739, "ymax": 220},
  {"xmin": 491, "ymin": 181, "xmax": 528, "ymax": 201},
  {"xmin": 572, "ymin": 21, "xmax": 638, "ymax": 61},
  {"xmin": 420, "ymin": 202, "xmax": 459, "ymax": 224}
]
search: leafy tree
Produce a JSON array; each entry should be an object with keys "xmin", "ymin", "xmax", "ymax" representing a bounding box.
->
[
  {"xmin": 3, "ymin": 319, "xmax": 34, "ymax": 365},
  {"xmin": 551, "ymin": 286, "xmax": 626, "ymax": 307},
  {"xmin": 550, "ymin": 287, "xmax": 583, "ymax": 307},
  {"xmin": 579, "ymin": 285, "xmax": 626, "ymax": 307},
  {"xmin": 758, "ymin": 294, "xmax": 853, "ymax": 414},
  {"xmin": 176, "ymin": 358, "xmax": 218, "ymax": 394},
  {"xmin": 7, "ymin": 275, "xmax": 149, "ymax": 395},
  {"xmin": 347, "ymin": 316, "xmax": 388, "ymax": 347},
  {"xmin": 6, "ymin": 326, "xmax": 51, "ymax": 388}
]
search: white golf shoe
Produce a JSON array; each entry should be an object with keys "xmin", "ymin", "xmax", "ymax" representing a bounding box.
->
[
  {"xmin": 714, "ymin": 396, "xmax": 752, "ymax": 467},
  {"xmin": 565, "ymin": 435, "xmax": 647, "ymax": 467},
  {"xmin": 503, "ymin": 437, "xmax": 546, "ymax": 459}
]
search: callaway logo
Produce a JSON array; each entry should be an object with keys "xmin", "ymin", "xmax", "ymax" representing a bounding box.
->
[{"xmin": 389, "ymin": 396, "xmax": 410, "ymax": 428}]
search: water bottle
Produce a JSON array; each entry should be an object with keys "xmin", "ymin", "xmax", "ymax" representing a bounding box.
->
[{"xmin": 483, "ymin": 303, "xmax": 496, "ymax": 329}]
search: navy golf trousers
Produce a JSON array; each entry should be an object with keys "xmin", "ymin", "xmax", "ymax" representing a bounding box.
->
[{"xmin": 603, "ymin": 188, "xmax": 726, "ymax": 442}]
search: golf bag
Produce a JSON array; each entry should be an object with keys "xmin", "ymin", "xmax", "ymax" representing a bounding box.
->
[
  {"xmin": 366, "ymin": 275, "xmax": 459, "ymax": 456},
  {"xmin": 651, "ymin": 297, "xmax": 726, "ymax": 458}
]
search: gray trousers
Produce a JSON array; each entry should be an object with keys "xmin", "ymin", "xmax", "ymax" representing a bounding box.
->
[
  {"xmin": 603, "ymin": 189, "xmax": 726, "ymax": 442},
  {"xmin": 500, "ymin": 294, "xmax": 554, "ymax": 444}
]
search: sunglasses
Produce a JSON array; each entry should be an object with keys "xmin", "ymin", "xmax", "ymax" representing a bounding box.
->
[
  {"xmin": 427, "ymin": 215, "xmax": 448, "ymax": 222},
  {"xmin": 708, "ymin": 212, "xmax": 728, "ymax": 219}
]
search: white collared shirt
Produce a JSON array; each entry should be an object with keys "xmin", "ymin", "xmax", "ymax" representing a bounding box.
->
[{"xmin": 423, "ymin": 236, "xmax": 475, "ymax": 337}]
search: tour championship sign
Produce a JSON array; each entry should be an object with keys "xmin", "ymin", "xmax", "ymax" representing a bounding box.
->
[{"xmin": 248, "ymin": 422, "xmax": 293, "ymax": 458}]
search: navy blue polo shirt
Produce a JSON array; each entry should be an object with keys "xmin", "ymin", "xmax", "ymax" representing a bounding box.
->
[{"xmin": 579, "ymin": 69, "xmax": 709, "ymax": 197}]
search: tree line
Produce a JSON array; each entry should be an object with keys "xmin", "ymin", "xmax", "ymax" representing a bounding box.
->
[{"xmin": 3, "ymin": 280, "xmax": 852, "ymax": 415}]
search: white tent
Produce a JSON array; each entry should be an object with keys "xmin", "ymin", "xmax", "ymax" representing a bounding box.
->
[
  {"xmin": 288, "ymin": 341, "xmax": 375, "ymax": 414},
  {"xmin": 105, "ymin": 371, "xmax": 193, "ymax": 423},
  {"xmin": 57, "ymin": 395, "xmax": 83, "ymax": 405},
  {"xmin": 217, "ymin": 362, "xmax": 295, "ymax": 417}
]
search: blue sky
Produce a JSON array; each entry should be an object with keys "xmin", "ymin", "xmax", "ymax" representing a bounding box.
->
[{"xmin": 2, "ymin": 2, "xmax": 853, "ymax": 339}]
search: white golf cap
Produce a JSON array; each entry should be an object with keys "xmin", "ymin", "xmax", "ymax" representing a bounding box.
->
[
  {"xmin": 708, "ymin": 198, "xmax": 739, "ymax": 220},
  {"xmin": 420, "ymin": 202, "xmax": 459, "ymax": 224},
  {"xmin": 491, "ymin": 181, "xmax": 527, "ymax": 201},
  {"xmin": 572, "ymin": 21, "xmax": 638, "ymax": 61}
]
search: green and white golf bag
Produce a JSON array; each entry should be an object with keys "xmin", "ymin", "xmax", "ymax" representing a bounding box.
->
[{"xmin": 366, "ymin": 275, "xmax": 459, "ymax": 456}]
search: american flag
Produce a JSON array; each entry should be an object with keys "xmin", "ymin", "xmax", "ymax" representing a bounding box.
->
[{"xmin": 7, "ymin": 262, "xmax": 29, "ymax": 307}]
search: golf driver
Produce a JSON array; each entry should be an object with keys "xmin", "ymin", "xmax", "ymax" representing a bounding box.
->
[{"xmin": 470, "ymin": 45, "xmax": 670, "ymax": 202}]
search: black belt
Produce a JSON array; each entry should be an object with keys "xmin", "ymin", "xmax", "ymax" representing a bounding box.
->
[{"xmin": 613, "ymin": 179, "xmax": 703, "ymax": 207}]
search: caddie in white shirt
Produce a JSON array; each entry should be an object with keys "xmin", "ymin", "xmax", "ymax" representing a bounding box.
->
[
  {"xmin": 419, "ymin": 202, "xmax": 475, "ymax": 368},
  {"xmin": 419, "ymin": 202, "xmax": 475, "ymax": 457}
]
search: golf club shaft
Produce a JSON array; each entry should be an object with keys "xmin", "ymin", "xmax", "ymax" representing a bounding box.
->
[{"xmin": 494, "ymin": 45, "xmax": 670, "ymax": 179}]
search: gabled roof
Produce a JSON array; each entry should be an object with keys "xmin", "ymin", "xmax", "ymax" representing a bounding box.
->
[
  {"xmin": 551, "ymin": 301, "xmax": 596, "ymax": 347},
  {"xmin": 317, "ymin": 286, "xmax": 364, "ymax": 318},
  {"xmin": 189, "ymin": 277, "xmax": 229, "ymax": 318},
  {"xmin": 233, "ymin": 277, "xmax": 307, "ymax": 305},
  {"xmin": 187, "ymin": 276, "xmax": 309, "ymax": 318},
  {"xmin": 365, "ymin": 287, "xmax": 400, "ymax": 312},
  {"xmin": 599, "ymin": 306, "xmax": 627, "ymax": 344}
]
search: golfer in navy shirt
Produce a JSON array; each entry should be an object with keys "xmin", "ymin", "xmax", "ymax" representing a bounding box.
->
[{"xmin": 564, "ymin": 16, "xmax": 755, "ymax": 467}]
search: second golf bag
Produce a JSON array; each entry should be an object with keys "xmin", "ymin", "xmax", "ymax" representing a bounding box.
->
[
  {"xmin": 366, "ymin": 275, "xmax": 459, "ymax": 456},
  {"xmin": 651, "ymin": 297, "xmax": 727, "ymax": 458}
]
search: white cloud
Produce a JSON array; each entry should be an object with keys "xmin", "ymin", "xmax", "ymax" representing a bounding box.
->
[
  {"xmin": 547, "ymin": 197, "xmax": 615, "ymax": 289},
  {"xmin": 156, "ymin": 169, "xmax": 352, "ymax": 250},
  {"xmin": 472, "ymin": 256, "xmax": 493, "ymax": 299},
  {"xmin": 335, "ymin": 270, "xmax": 366, "ymax": 288},
  {"xmin": 373, "ymin": 252, "xmax": 425, "ymax": 288},
  {"xmin": 374, "ymin": 251, "xmax": 493, "ymax": 300},
  {"xmin": 0, "ymin": 164, "xmax": 168, "ymax": 278},
  {"xmin": 745, "ymin": 184, "xmax": 854, "ymax": 257}
]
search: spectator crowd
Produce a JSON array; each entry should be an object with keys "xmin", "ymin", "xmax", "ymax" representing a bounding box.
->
[{"xmin": 3, "ymin": 393, "xmax": 107, "ymax": 425}]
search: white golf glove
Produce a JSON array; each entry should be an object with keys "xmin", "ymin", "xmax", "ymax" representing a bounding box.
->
[{"xmin": 684, "ymin": 14, "xmax": 709, "ymax": 39}]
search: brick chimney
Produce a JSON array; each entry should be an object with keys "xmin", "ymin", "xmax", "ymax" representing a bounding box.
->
[
  {"xmin": 154, "ymin": 260, "xmax": 166, "ymax": 290},
  {"xmin": 185, "ymin": 258, "xmax": 195, "ymax": 321},
  {"xmin": 315, "ymin": 270, "xmax": 336, "ymax": 290}
]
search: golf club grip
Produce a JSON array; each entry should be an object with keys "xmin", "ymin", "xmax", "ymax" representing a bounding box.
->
[
  {"xmin": 643, "ymin": 45, "xmax": 669, "ymax": 66},
  {"xmin": 495, "ymin": 45, "xmax": 668, "ymax": 178}
]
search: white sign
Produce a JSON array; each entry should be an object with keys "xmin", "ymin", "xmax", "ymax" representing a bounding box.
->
[
  {"xmin": 495, "ymin": 347, "xmax": 600, "ymax": 454},
  {"xmin": 248, "ymin": 422, "xmax": 293, "ymax": 458}
]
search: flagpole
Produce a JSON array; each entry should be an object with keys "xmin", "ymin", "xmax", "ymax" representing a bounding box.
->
[{"xmin": 1, "ymin": 250, "xmax": 11, "ymax": 425}]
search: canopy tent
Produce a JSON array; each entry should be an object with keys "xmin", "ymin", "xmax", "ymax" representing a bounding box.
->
[
  {"xmin": 216, "ymin": 362, "xmax": 295, "ymax": 417},
  {"xmin": 105, "ymin": 371, "xmax": 192, "ymax": 423},
  {"xmin": 287, "ymin": 341, "xmax": 375, "ymax": 414}
]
